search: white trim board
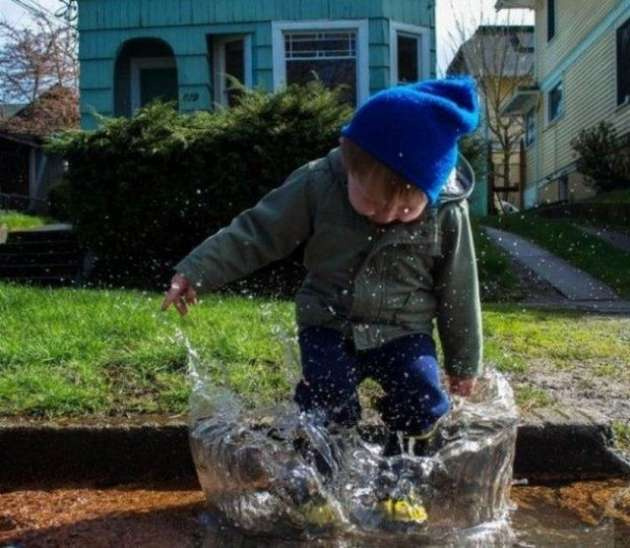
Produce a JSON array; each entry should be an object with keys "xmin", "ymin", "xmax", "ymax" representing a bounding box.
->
[
  {"xmin": 389, "ymin": 21, "xmax": 431, "ymax": 85},
  {"xmin": 272, "ymin": 19, "xmax": 370, "ymax": 106}
]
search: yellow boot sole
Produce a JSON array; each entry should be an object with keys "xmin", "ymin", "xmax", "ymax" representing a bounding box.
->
[
  {"xmin": 377, "ymin": 498, "xmax": 428, "ymax": 523},
  {"xmin": 299, "ymin": 498, "xmax": 341, "ymax": 527}
]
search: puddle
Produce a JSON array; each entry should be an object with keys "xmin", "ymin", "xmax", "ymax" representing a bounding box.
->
[
  {"xmin": 183, "ymin": 328, "xmax": 519, "ymax": 543},
  {"xmin": 1, "ymin": 480, "xmax": 628, "ymax": 547}
]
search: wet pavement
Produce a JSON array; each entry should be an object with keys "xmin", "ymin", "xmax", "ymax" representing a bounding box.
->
[{"xmin": 1, "ymin": 479, "xmax": 628, "ymax": 547}]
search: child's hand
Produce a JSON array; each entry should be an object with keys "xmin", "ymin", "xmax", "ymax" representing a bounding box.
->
[
  {"xmin": 447, "ymin": 375, "xmax": 477, "ymax": 397},
  {"xmin": 161, "ymin": 273, "xmax": 198, "ymax": 316}
]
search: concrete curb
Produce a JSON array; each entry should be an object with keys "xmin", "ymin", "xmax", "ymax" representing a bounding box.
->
[{"xmin": 1, "ymin": 417, "xmax": 628, "ymax": 489}]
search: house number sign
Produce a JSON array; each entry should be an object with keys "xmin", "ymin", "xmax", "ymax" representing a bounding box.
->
[{"xmin": 183, "ymin": 93, "xmax": 199, "ymax": 102}]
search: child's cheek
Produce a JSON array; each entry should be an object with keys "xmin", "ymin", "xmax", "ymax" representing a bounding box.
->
[{"xmin": 348, "ymin": 186, "xmax": 374, "ymax": 217}]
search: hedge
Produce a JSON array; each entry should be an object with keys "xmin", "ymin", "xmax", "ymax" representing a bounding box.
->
[{"xmin": 44, "ymin": 82, "xmax": 353, "ymax": 294}]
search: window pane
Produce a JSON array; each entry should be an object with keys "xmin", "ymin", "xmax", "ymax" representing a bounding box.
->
[
  {"xmin": 284, "ymin": 30, "xmax": 358, "ymax": 105},
  {"xmin": 617, "ymin": 19, "xmax": 630, "ymax": 104},
  {"xmin": 547, "ymin": 0, "xmax": 555, "ymax": 41},
  {"xmin": 549, "ymin": 82, "xmax": 562, "ymax": 120},
  {"xmin": 285, "ymin": 32, "xmax": 356, "ymax": 59},
  {"xmin": 225, "ymin": 40, "xmax": 245, "ymax": 81},
  {"xmin": 224, "ymin": 39, "xmax": 245, "ymax": 107},
  {"xmin": 525, "ymin": 108, "xmax": 535, "ymax": 145},
  {"xmin": 397, "ymin": 34, "xmax": 419, "ymax": 83},
  {"xmin": 286, "ymin": 59, "xmax": 356, "ymax": 106}
]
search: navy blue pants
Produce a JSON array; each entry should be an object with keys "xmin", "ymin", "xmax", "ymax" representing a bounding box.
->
[{"xmin": 294, "ymin": 326, "xmax": 451, "ymax": 434}]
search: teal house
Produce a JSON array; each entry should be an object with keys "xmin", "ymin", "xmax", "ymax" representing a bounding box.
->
[{"xmin": 78, "ymin": 0, "xmax": 437, "ymax": 129}]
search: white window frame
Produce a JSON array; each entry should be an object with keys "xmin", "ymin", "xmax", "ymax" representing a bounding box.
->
[
  {"xmin": 546, "ymin": 77, "xmax": 564, "ymax": 125},
  {"xmin": 130, "ymin": 57, "xmax": 177, "ymax": 113},
  {"xmin": 525, "ymin": 107, "xmax": 536, "ymax": 147},
  {"xmin": 212, "ymin": 34, "xmax": 253, "ymax": 107},
  {"xmin": 272, "ymin": 19, "xmax": 369, "ymax": 106},
  {"xmin": 390, "ymin": 22, "xmax": 431, "ymax": 85}
]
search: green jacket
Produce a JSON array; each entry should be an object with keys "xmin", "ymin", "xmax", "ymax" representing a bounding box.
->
[{"xmin": 174, "ymin": 147, "xmax": 483, "ymax": 378}]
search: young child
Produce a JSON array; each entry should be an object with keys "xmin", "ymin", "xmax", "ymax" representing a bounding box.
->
[{"xmin": 162, "ymin": 75, "xmax": 482, "ymax": 497}]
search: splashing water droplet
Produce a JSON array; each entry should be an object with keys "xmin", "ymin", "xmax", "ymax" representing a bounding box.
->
[{"xmin": 184, "ymin": 328, "xmax": 519, "ymax": 542}]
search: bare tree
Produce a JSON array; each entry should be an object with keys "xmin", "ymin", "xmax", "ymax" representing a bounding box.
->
[
  {"xmin": 0, "ymin": 1, "xmax": 79, "ymax": 104},
  {"xmin": 445, "ymin": 0, "xmax": 535, "ymax": 212}
]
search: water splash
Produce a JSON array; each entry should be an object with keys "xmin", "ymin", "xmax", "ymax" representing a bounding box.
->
[{"xmin": 179, "ymin": 328, "xmax": 519, "ymax": 544}]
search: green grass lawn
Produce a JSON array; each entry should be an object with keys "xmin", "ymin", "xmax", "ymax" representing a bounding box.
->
[
  {"xmin": 0, "ymin": 210, "xmax": 55, "ymax": 231},
  {"xmin": 471, "ymin": 219, "xmax": 522, "ymax": 302},
  {"xmin": 2, "ymin": 281, "xmax": 629, "ymax": 419},
  {"xmin": 581, "ymin": 188, "xmax": 630, "ymax": 204},
  {"xmin": 481, "ymin": 213, "xmax": 630, "ymax": 299}
]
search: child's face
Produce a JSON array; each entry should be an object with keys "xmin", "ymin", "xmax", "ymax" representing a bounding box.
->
[{"xmin": 347, "ymin": 171, "xmax": 428, "ymax": 225}]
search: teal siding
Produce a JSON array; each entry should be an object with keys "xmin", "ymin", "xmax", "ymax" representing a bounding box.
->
[
  {"xmin": 369, "ymin": 18, "xmax": 389, "ymax": 43},
  {"xmin": 370, "ymin": 67, "xmax": 390, "ymax": 93},
  {"xmin": 468, "ymin": 175, "xmax": 489, "ymax": 217},
  {"xmin": 78, "ymin": 0, "xmax": 436, "ymax": 129},
  {"xmin": 80, "ymin": 0, "xmax": 403, "ymax": 30},
  {"xmin": 382, "ymin": 0, "xmax": 432, "ymax": 26}
]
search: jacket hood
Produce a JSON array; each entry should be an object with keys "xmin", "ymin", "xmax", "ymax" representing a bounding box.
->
[{"xmin": 436, "ymin": 151, "xmax": 476, "ymax": 205}]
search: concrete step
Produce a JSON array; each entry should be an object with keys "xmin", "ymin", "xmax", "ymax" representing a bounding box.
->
[
  {"xmin": 0, "ymin": 240, "xmax": 82, "ymax": 255},
  {"xmin": 8, "ymin": 227, "xmax": 77, "ymax": 244},
  {"xmin": 0, "ymin": 251, "xmax": 82, "ymax": 265}
]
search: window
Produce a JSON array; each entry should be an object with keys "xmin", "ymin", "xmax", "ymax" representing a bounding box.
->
[
  {"xmin": 547, "ymin": 0, "xmax": 556, "ymax": 41},
  {"xmin": 213, "ymin": 35, "xmax": 252, "ymax": 107},
  {"xmin": 548, "ymin": 81, "xmax": 563, "ymax": 122},
  {"xmin": 525, "ymin": 108, "xmax": 536, "ymax": 146},
  {"xmin": 285, "ymin": 31, "xmax": 357, "ymax": 105},
  {"xmin": 272, "ymin": 20, "xmax": 369, "ymax": 107},
  {"xmin": 390, "ymin": 22, "xmax": 429, "ymax": 86},
  {"xmin": 397, "ymin": 34, "xmax": 419, "ymax": 83},
  {"xmin": 558, "ymin": 174, "xmax": 569, "ymax": 202},
  {"xmin": 617, "ymin": 18, "xmax": 630, "ymax": 106}
]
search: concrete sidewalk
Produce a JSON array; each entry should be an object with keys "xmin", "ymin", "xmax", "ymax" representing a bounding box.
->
[
  {"xmin": 576, "ymin": 224, "xmax": 630, "ymax": 254},
  {"xmin": 483, "ymin": 226, "xmax": 623, "ymax": 302}
]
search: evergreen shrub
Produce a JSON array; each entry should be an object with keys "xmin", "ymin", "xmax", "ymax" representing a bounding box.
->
[{"xmin": 45, "ymin": 83, "xmax": 352, "ymax": 293}]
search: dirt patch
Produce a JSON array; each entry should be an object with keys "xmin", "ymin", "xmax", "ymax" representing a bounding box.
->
[
  {"xmin": 507, "ymin": 358, "xmax": 630, "ymax": 424},
  {"xmin": 0, "ymin": 480, "xmax": 205, "ymax": 547},
  {"xmin": 507, "ymin": 357, "xmax": 630, "ymax": 463}
]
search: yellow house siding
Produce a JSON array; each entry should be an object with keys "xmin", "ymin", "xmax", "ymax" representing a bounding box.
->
[
  {"xmin": 537, "ymin": 7, "xmax": 630, "ymax": 175},
  {"xmin": 525, "ymin": 141, "xmax": 536, "ymax": 187},
  {"xmin": 522, "ymin": 0, "xmax": 630, "ymax": 207},
  {"xmin": 536, "ymin": 0, "xmax": 621, "ymax": 80},
  {"xmin": 557, "ymin": 26, "xmax": 630, "ymax": 168},
  {"xmin": 540, "ymin": 119, "xmax": 559, "ymax": 177}
]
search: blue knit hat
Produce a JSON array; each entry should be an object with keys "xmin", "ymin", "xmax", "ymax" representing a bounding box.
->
[{"xmin": 340, "ymin": 75, "xmax": 480, "ymax": 205}]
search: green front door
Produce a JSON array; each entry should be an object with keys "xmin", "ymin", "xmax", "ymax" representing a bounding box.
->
[{"xmin": 140, "ymin": 68, "xmax": 178, "ymax": 108}]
